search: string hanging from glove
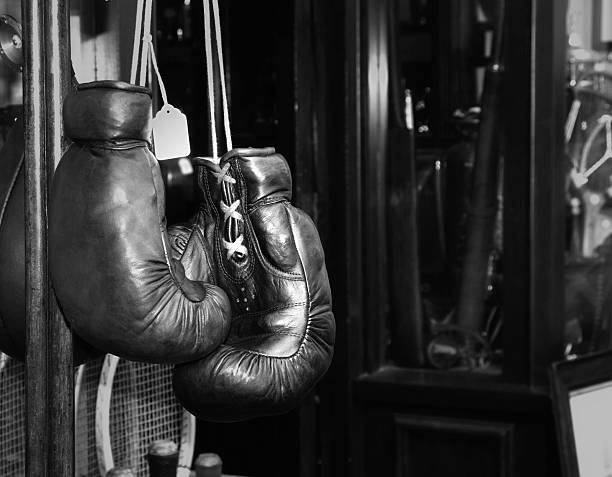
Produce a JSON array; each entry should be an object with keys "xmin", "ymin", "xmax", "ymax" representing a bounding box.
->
[
  {"xmin": 130, "ymin": 0, "xmax": 242, "ymax": 259},
  {"xmin": 130, "ymin": 0, "xmax": 167, "ymax": 96},
  {"xmin": 202, "ymin": 0, "xmax": 233, "ymax": 160},
  {"xmin": 130, "ymin": 0, "xmax": 154, "ymax": 88},
  {"xmin": 130, "ymin": 0, "xmax": 145, "ymax": 85},
  {"xmin": 195, "ymin": 0, "xmax": 245, "ymax": 260},
  {"xmin": 130, "ymin": 0, "xmax": 191, "ymax": 161}
]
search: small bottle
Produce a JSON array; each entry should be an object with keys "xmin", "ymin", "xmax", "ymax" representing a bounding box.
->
[
  {"xmin": 147, "ymin": 439, "xmax": 180, "ymax": 477},
  {"xmin": 194, "ymin": 453, "xmax": 223, "ymax": 477},
  {"xmin": 106, "ymin": 468, "xmax": 135, "ymax": 477}
]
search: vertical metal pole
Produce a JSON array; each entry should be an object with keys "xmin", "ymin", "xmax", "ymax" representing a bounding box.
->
[
  {"xmin": 46, "ymin": 0, "xmax": 74, "ymax": 475},
  {"xmin": 24, "ymin": 0, "xmax": 74, "ymax": 474}
]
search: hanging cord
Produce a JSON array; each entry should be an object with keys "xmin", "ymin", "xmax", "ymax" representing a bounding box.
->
[
  {"xmin": 196, "ymin": 0, "xmax": 244, "ymax": 260},
  {"xmin": 144, "ymin": 34, "xmax": 169, "ymax": 107},
  {"xmin": 130, "ymin": 0, "xmax": 145, "ymax": 85},
  {"xmin": 130, "ymin": 0, "xmax": 156, "ymax": 89},
  {"xmin": 128, "ymin": 0, "xmax": 170, "ymax": 107},
  {"xmin": 211, "ymin": 0, "xmax": 233, "ymax": 152},
  {"xmin": 140, "ymin": 0, "xmax": 154, "ymax": 87},
  {"xmin": 131, "ymin": 0, "xmax": 242, "ymax": 260},
  {"xmin": 202, "ymin": 0, "xmax": 218, "ymax": 160},
  {"xmin": 201, "ymin": 0, "xmax": 233, "ymax": 160}
]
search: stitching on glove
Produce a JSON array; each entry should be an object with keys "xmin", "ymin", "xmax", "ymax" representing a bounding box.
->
[
  {"xmin": 79, "ymin": 139, "xmax": 151, "ymax": 151},
  {"xmin": 232, "ymin": 301, "xmax": 308, "ymax": 320},
  {"xmin": 247, "ymin": 196, "xmax": 288, "ymax": 214},
  {"xmin": 241, "ymin": 203, "xmax": 303, "ymax": 280},
  {"xmin": 284, "ymin": 203, "xmax": 316, "ymax": 362},
  {"xmin": 228, "ymin": 331, "xmax": 305, "ymax": 347}
]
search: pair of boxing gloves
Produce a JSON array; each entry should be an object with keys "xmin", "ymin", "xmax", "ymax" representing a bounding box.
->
[{"xmin": 4, "ymin": 80, "xmax": 335, "ymax": 422}]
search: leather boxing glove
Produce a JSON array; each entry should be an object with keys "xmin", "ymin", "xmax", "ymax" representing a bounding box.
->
[
  {"xmin": 171, "ymin": 148, "xmax": 335, "ymax": 421},
  {"xmin": 49, "ymin": 81, "xmax": 231, "ymax": 363}
]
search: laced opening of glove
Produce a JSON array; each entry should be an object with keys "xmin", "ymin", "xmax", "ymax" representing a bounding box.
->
[{"xmin": 133, "ymin": 0, "xmax": 245, "ymax": 262}]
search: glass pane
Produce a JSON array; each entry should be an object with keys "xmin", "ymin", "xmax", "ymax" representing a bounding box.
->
[
  {"xmin": 390, "ymin": 0, "xmax": 504, "ymax": 373},
  {"xmin": 564, "ymin": 0, "xmax": 612, "ymax": 357}
]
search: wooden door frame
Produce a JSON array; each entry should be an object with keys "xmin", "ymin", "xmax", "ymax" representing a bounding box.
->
[{"xmin": 23, "ymin": 0, "xmax": 74, "ymax": 475}]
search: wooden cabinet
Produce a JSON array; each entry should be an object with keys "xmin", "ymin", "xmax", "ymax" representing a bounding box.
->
[
  {"xmin": 315, "ymin": 0, "xmax": 570, "ymax": 476},
  {"xmin": 353, "ymin": 369, "xmax": 559, "ymax": 476}
]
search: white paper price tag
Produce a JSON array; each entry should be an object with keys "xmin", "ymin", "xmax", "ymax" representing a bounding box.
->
[{"xmin": 152, "ymin": 104, "xmax": 191, "ymax": 160}]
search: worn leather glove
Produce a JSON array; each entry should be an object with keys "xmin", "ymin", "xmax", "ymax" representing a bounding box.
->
[
  {"xmin": 172, "ymin": 148, "xmax": 335, "ymax": 421},
  {"xmin": 50, "ymin": 81, "xmax": 231, "ymax": 363}
]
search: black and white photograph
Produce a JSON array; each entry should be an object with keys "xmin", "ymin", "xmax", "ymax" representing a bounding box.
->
[{"xmin": 0, "ymin": 0, "xmax": 611, "ymax": 475}]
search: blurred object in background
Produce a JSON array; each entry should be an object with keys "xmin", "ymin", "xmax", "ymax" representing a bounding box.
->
[
  {"xmin": 159, "ymin": 0, "xmax": 193, "ymax": 44},
  {"xmin": 390, "ymin": 0, "xmax": 505, "ymax": 372},
  {"xmin": 0, "ymin": 9, "xmax": 21, "ymax": 150},
  {"xmin": 602, "ymin": 0, "xmax": 612, "ymax": 52},
  {"xmin": 0, "ymin": 1, "xmax": 22, "ymax": 110},
  {"xmin": 158, "ymin": 157, "xmax": 198, "ymax": 225},
  {"xmin": 194, "ymin": 453, "xmax": 222, "ymax": 477},
  {"xmin": 564, "ymin": 6, "xmax": 612, "ymax": 356}
]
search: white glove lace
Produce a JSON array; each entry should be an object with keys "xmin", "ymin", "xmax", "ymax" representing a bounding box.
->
[
  {"xmin": 193, "ymin": 158, "xmax": 247, "ymax": 261},
  {"xmin": 197, "ymin": 0, "xmax": 244, "ymax": 261}
]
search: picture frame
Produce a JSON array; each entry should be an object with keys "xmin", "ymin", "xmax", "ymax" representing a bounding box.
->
[{"xmin": 550, "ymin": 350, "xmax": 612, "ymax": 477}]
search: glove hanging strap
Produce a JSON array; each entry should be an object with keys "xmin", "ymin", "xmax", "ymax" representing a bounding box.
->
[
  {"xmin": 144, "ymin": 34, "xmax": 169, "ymax": 107},
  {"xmin": 130, "ymin": 0, "xmax": 153, "ymax": 87},
  {"xmin": 130, "ymin": 0, "xmax": 168, "ymax": 102},
  {"xmin": 203, "ymin": 0, "xmax": 233, "ymax": 161},
  {"xmin": 139, "ymin": 0, "xmax": 154, "ymax": 87},
  {"xmin": 131, "ymin": 0, "xmax": 193, "ymax": 163},
  {"xmin": 199, "ymin": 0, "xmax": 244, "ymax": 260},
  {"xmin": 130, "ymin": 0, "xmax": 145, "ymax": 85},
  {"xmin": 212, "ymin": 0, "xmax": 233, "ymax": 154}
]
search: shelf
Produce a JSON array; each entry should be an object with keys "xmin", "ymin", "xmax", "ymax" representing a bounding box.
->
[{"xmin": 354, "ymin": 366, "xmax": 551, "ymax": 416}]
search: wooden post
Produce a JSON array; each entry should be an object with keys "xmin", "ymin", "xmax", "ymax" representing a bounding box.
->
[
  {"xmin": 23, "ymin": 0, "xmax": 49, "ymax": 474},
  {"xmin": 46, "ymin": 1, "xmax": 74, "ymax": 475},
  {"xmin": 23, "ymin": 0, "xmax": 74, "ymax": 475}
]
